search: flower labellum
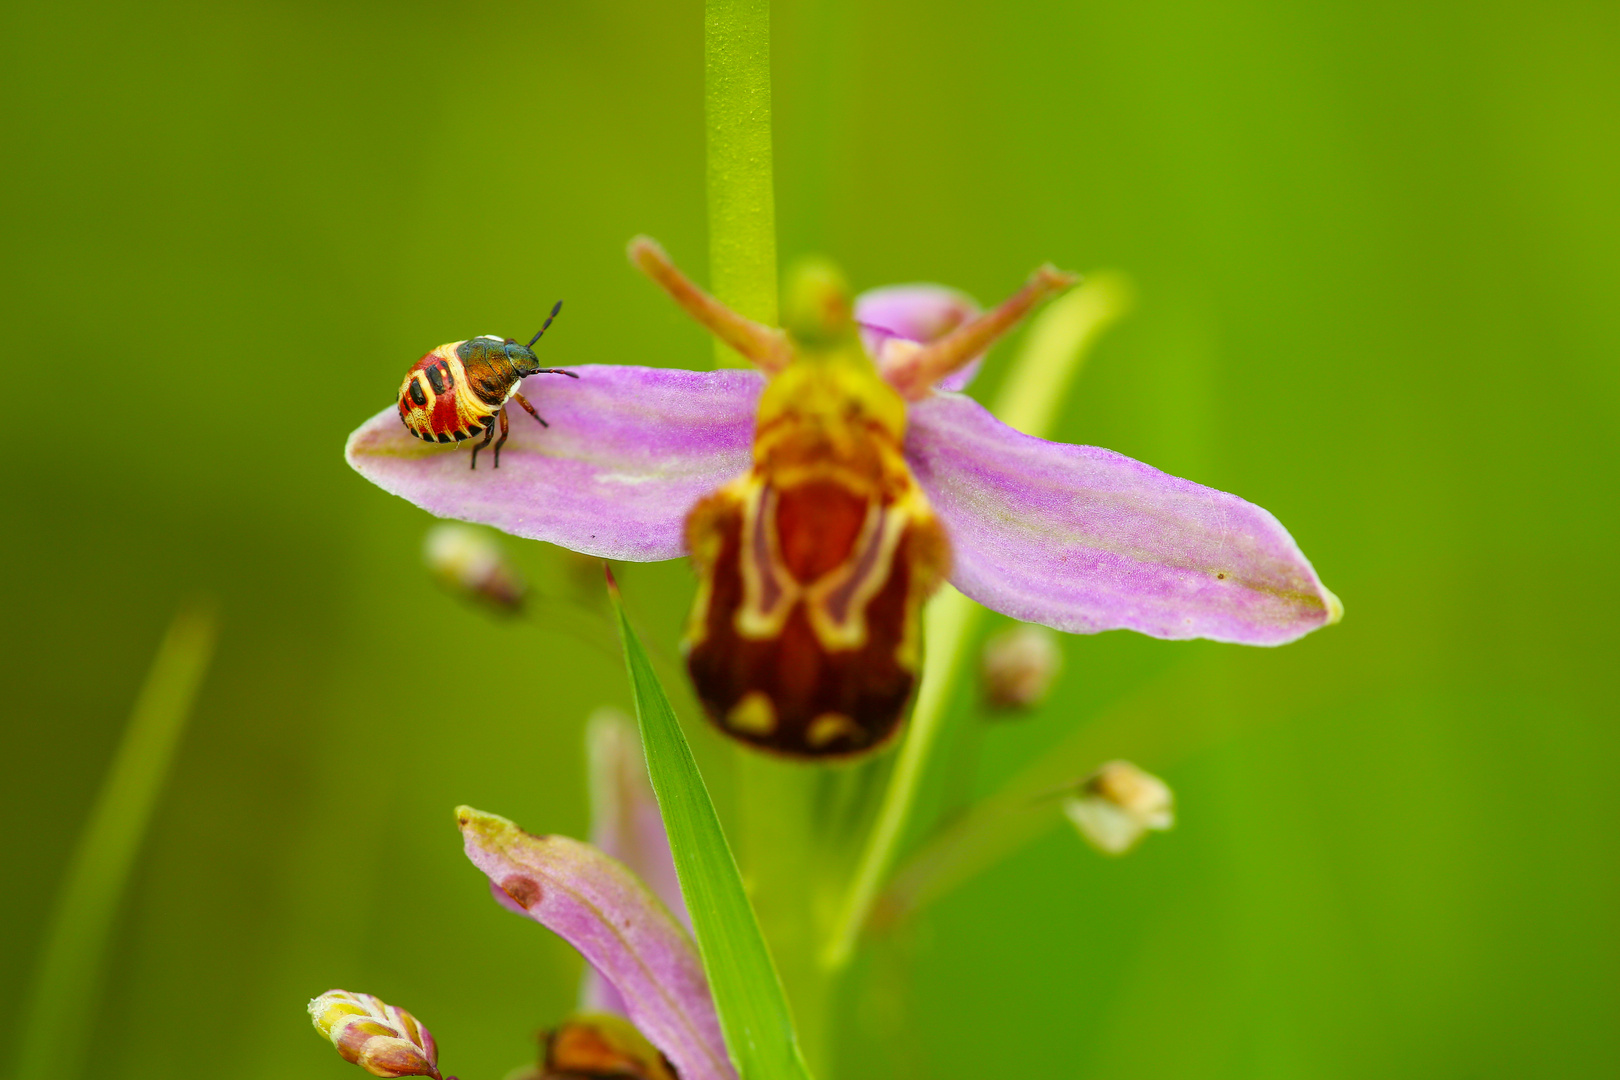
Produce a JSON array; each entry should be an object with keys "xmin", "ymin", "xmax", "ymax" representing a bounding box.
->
[
  {"xmin": 531, "ymin": 1013, "xmax": 679, "ymax": 1080},
  {"xmin": 308, "ymin": 989, "xmax": 444, "ymax": 1079},
  {"xmin": 671, "ymin": 254, "xmax": 952, "ymax": 758},
  {"xmin": 1064, "ymin": 760, "xmax": 1175, "ymax": 855},
  {"xmin": 979, "ymin": 623, "xmax": 1063, "ymax": 712}
]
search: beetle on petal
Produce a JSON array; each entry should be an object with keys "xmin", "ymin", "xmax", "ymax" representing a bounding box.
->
[{"xmin": 397, "ymin": 301, "xmax": 579, "ymax": 469}]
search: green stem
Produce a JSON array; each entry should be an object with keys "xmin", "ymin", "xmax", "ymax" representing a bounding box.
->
[
  {"xmin": 821, "ymin": 274, "xmax": 1132, "ymax": 970},
  {"xmin": 705, "ymin": 0, "xmax": 778, "ymax": 367},
  {"xmin": 704, "ymin": 0, "xmax": 840, "ymax": 1063},
  {"xmin": 16, "ymin": 600, "xmax": 218, "ymax": 1080},
  {"xmin": 734, "ymin": 752, "xmax": 835, "ymax": 1072}
]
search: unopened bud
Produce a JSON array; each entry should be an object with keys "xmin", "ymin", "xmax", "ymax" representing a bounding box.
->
[
  {"xmin": 782, "ymin": 257, "xmax": 854, "ymax": 344},
  {"xmin": 309, "ymin": 989, "xmax": 443, "ymax": 1079},
  {"xmin": 424, "ymin": 523, "xmax": 524, "ymax": 613},
  {"xmin": 540, "ymin": 1013, "xmax": 676, "ymax": 1080},
  {"xmin": 979, "ymin": 624, "xmax": 1062, "ymax": 711},
  {"xmin": 1063, "ymin": 761, "xmax": 1174, "ymax": 855}
]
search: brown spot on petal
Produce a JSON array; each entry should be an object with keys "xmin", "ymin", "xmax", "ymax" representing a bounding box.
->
[{"xmin": 500, "ymin": 875, "xmax": 541, "ymax": 908}]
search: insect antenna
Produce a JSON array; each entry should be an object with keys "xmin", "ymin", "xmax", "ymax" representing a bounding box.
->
[{"xmin": 527, "ymin": 299, "xmax": 564, "ymax": 348}]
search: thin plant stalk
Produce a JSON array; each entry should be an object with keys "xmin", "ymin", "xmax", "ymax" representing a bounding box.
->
[
  {"xmin": 705, "ymin": 0, "xmax": 778, "ymax": 366},
  {"xmin": 703, "ymin": 0, "xmax": 839, "ymax": 1063},
  {"xmin": 822, "ymin": 275, "xmax": 1131, "ymax": 969},
  {"xmin": 15, "ymin": 599, "xmax": 219, "ymax": 1080}
]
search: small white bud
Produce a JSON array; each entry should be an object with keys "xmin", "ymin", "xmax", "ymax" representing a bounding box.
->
[
  {"xmin": 1064, "ymin": 760, "xmax": 1174, "ymax": 855},
  {"xmin": 979, "ymin": 624, "xmax": 1062, "ymax": 711},
  {"xmin": 424, "ymin": 523, "xmax": 524, "ymax": 613}
]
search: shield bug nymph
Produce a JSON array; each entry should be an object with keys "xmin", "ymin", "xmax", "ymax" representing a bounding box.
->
[{"xmin": 397, "ymin": 300, "xmax": 579, "ymax": 469}]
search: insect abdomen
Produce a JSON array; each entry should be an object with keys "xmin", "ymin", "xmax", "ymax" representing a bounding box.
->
[{"xmin": 397, "ymin": 344, "xmax": 507, "ymax": 443}]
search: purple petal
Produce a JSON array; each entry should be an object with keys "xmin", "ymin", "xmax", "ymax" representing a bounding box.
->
[
  {"xmin": 905, "ymin": 395, "xmax": 1342, "ymax": 645},
  {"xmin": 581, "ymin": 709, "xmax": 686, "ymax": 1015},
  {"xmin": 856, "ymin": 284, "xmax": 983, "ymax": 391},
  {"xmin": 458, "ymin": 807, "xmax": 736, "ymax": 1080},
  {"xmin": 346, "ymin": 366, "xmax": 762, "ymax": 561}
]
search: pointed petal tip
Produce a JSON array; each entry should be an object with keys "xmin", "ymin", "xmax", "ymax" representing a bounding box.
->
[
  {"xmin": 455, "ymin": 805, "xmax": 517, "ymax": 846},
  {"xmin": 1321, "ymin": 585, "xmax": 1344, "ymax": 626}
]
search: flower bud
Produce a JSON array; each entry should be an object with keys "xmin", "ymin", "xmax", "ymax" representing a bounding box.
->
[
  {"xmin": 540, "ymin": 1013, "xmax": 676, "ymax": 1080},
  {"xmin": 781, "ymin": 256, "xmax": 854, "ymax": 345},
  {"xmin": 1063, "ymin": 761, "xmax": 1174, "ymax": 855},
  {"xmin": 309, "ymin": 989, "xmax": 443, "ymax": 1078},
  {"xmin": 979, "ymin": 624, "xmax": 1062, "ymax": 711},
  {"xmin": 424, "ymin": 523, "xmax": 524, "ymax": 613}
]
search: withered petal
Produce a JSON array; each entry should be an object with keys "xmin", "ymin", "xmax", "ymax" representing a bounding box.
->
[{"xmin": 457, "ymin": 807, "xmax": 736, "ymax": 1080}]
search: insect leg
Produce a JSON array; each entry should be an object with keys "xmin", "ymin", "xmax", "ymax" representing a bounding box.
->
[
  {"xmin": 511, "ymin": 391, "xmax": 549, "ymax": 428},
  {"xmin": 493, "ymin": 406, "xmax": 510, "ymax": 469},
  {"xmin": 470, "ymin": 416, "xmax": 497, "ymax": 469}
]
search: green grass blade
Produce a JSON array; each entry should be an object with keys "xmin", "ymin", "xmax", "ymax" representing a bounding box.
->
[
  {"xmin": 15, "ymin": 599, "xmax": 219, "ymax": 1080},
  {"xmin": 608, "ymin": 576, "xmax": 814, "ymax": 1080}
]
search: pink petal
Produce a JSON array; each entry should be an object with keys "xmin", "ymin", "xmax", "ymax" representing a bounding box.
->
[
  {"xmin": 457, "ymin": 807, "xmax": 736, "ymax": 1080},
  {"xmin": 856, "ymin": 284, "xmax": 984, "ymax": 391},
  {"xmin": 905, "ymin": 394, "xmax": 1342, "ymax": 645},
  {"xmin": 346, "ymin": 366, "xmax": 762, "ymax": 561},
  {"xmin": 581, "ymin": 709, "xmax": 686, "ymax": 1015}
]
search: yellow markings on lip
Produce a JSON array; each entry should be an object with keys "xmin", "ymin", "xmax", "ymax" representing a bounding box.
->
[
  {"xmin": 725, "ymin": 692, "xmax": 778, "ymax": 736},
  {"xmin": 806, "ymin": 712, "xmax": 860, "ymax": 749}
]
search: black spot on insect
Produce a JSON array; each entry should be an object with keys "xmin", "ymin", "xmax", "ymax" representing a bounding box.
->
[
  {"xmin": 453, "ymin": 430, "xmax": 467, "ymax": 441},
  {"xmin": 425, "ymin": 364, "xmax": 447, "ymax": 394},
  {"xmin": 436, "ymin": 432, "xmax": 452, "ymax": 444},
  {"xmin": 408, "ymin": 380, "xmax": 428, "ymax": 407}
]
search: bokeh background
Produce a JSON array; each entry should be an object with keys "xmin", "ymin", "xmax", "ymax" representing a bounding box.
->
[{"xmin": 3, "ymin": 1, "xmax": 1616, "ymax": 1077}]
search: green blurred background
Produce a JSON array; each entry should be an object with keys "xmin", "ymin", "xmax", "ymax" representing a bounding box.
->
[{"xmin": 3, "ymin": 0, "xmax": 1616, "ymax": 1077}]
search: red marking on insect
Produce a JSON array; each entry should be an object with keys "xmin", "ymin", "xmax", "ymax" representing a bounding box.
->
[{"xmin": 395, "ymin": 300, "xmax": 578, "ymax": 468}]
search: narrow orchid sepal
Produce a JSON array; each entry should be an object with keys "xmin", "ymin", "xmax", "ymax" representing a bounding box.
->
[
  {"xmin": 346, "ymin": 365, "xmax": 762, "ymax": 562},
  {"xmin": 855, "ymin": 283, "xmax": 984, "ymax": 392},
  {"xmin": 456, "ymin": 806, "xmax": 737, "ymax": 1080},
  {"xmin": 581, "ymin": 708, "xmax": 687, "ymax": 1015},
  {"xmin": 905, "ymin": 393, "xmax": 1342, "ymax": 645},
  {"xmin": 629, "ymin": 237, "xmax": 792, "ymax": 373},
  {"xmin": 885, "ymin": 264, "xmax": 1078, "ymax": 400}
]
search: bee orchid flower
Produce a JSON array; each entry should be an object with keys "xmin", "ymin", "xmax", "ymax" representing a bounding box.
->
[{"xmin": 347, "ymin": 239, "xmax": 1341, "ymax": 757}]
